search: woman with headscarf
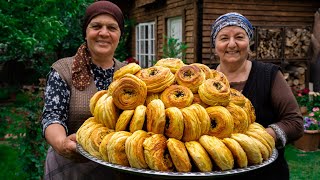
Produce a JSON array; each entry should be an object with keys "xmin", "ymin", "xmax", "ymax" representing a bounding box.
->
[
  {"xmin": 210, "ymin": 12, "xmax": 304, "ymax": 179},
  {"xmin": 41, "ymin": 1, "xmax": 127, "ymax": 179}
]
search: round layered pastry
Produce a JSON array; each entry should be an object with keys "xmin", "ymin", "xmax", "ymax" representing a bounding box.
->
[
  {"xmin": 175, "ymin": 64, "xmax": 206, "ymax": 93},
  {"xmin": 190, "ymin": 63, "xmax": 213, "ymax": 79},
  {"xmin": 125, "ymin": 130, "xmax": 151, "ymax": 169},
  {"xmin": 211, "ymin": 69, "xmax": 230, "ymax": 88},
  {"xmin": 145, "ymin": 92, "xmax": 160, "ymax": 105},
  {"xmin": 205, "ymin": 106, "xmax": 234, "ymax": 139},
  {"xmin": 243, "ymin": 97, "xmax": 256, "ymax": 123},
  {"xmin": 98, "ymin": 96, "xmax": 119, "ymax": 129},
  {"xmin": 76, "ymin": 117, "xmax": 99, "ymax": 147},
  {"xmin": 229, "ymin": 88, "xmax": 246, "ymax": 107},
  {"xmin": 188, "ymin": 103, "xmax": 210, "ymax": 135},
  {"xmin": 143, "ymin": 134, "xmax": 173, "ymax": 171},
  {"xmin": 167, "ymin": 138, "xmax": 192, "ymax": 172},
  {"xmin": 164, "ymin": 107, "xmax": 184, "ymax": 140},
  {"xmin": 129, "ymin": 105, "xmax": 147, "ymax": 133},
  {"xmin": 160, "ymin": 84, "xmax": 194, "ymax": 109},
  {"xmin": 199, "ymin": 135, "xmax": 234, "ymax": 171},
  {"xmin": 247, "ymin": 123, "xmax": 275, "ymax": 150},
  {"xmin": 89, "ymin": 90, "xmax": 108, "ymax": 116},
  {"xmin": 185, "ymin": 141, "xmax": 213, "ymax": 172},
  {"xmin": 181, "ymin": 105, "xmax": 202, "ymax": 142},
  {"xmin": 192, "ymin": 93, "xmax": 209, "ymax": 108},
  {"xmin": 230, "ymin": 133, "xmax": 263, "ymax": 165},
  {"xmin": 113, "ymin": 62, "xmax": 141, "ymax": 80},
  {"xmin": 87, "ymin": 126, "xmax": 113, "ymax": 159},
  {"xmin": 136, "ymin": 66, "xmax": 175, "ymax": 93},
  {"xmin": 226, "ymin": 102, "xmax": 249, "ymax": 133},
  {"xmin": 111, "ymin": 73, "xmax": 147, "ymax": 110},
  {"xmin": 154, "ymin": 58, "xmax": 185, "ymax": 74},
  {"xmin": 146, "ymin": 99, "xmax": 166, "ymax": 134},
  {"xmin": 99, "ymin": 131, "xmax": 116, "ymax": 162},
  {"xmin": 222, "ymin": 137, "xmax": 248, "ymax": 168},
  {"xmin": 115, "ymin": 110, "xmax": 135, "ymax": 131},
  {"xmin": 198, "ymin": 78, "xmax": 231, "ymax": 106},
  {"xmin": 107, "ymin": 131, "xmax": 132, "ymax": 166}
]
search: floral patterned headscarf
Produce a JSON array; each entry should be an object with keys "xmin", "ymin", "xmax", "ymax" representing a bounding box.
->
[{"xmin": 72, "ymin": 43, "xmax": 92, "ymax": 91}]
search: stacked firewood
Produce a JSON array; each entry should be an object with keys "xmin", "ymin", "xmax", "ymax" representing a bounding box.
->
[
  {"xmin": 283, "ymin": 62, "xmax": 307, "ymax": 92},
  {"xmin": 257, "ymin": 28, "xmax": 282, "ymax": 59},
  {"xmin": 285, "ymin": 27, "xmax": 311, "ymax": 59}
]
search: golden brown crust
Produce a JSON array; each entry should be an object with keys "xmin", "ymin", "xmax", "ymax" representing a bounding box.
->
[
  {"xmin": 125, "ymin": 130, "xmax": 151, "ymax": 169},
  {"xmin": 245, "ymin": 130, "xmax": 272, "ymax": 155},
  {"xmin": 160, "ymin": 85, "xmax": 194, "ymax": 109},
  {"xmin": 190, "ymin": 63, "xmax": 213, "ymax": 79},
  {"xmin": 205, "ymin": 106, "xmax": 234, "ymax": 138},
  {"xmin": 226, "ymin": 102, "xmax": 249, "ymax": 133},
  {"xmin": 164, "ymin": 107, "xmax": 184, "ymax": 140},
  {"xmin": 243, "ymin": 97, "xmax": 256, "ymax": 123},
  {"xmin": 192, "ymin": 93, "xmax": 209, "ymax": 108},
  {"xmin": 181, "ymin": 106, "xmax": 202, "ymax": 142},
  {"xmin": 107, "ymin": 131, "xmax": 132, "ymax": 166},
  {"xmin": 198, "ymin": 79, "xmax": 231, "ymax": 106},
  {"xmin": 87, "ymin": 126, "xmax": 113, "ymax": 159},
  {"xmin": 136, "ymin": 66, "xmax": 175, "ymax": 93},
  {"xmin": 154, "ymin": 58, "xmax": 185, "ymax": 74},
  {"xmin": 89, "ymin": 90, "xmax": 108, "ymax": 116},
  {"xmin": 93, "ymin": 93, "xmax": 110, "ymax": 124},
  {"xmin": 115, "ymin": 110, "xmax": 135, "ymax": 131},
  {"xmin": 230, "ymin": 133, "xmax": 263, "ymax": 165},
  {"xmin": 247, "ymin": 123, "xmax": 275, "ymax": 150},
  {"xmin": 167, "ymin": 138, "xmax": 192, "ymax": 172},
  {"xmin": 113, "ymin": 62, "xmax": 142, "ymax": 81},
  {"xmin": 211, "ymin": 69, "xmax": 230, "ymax": 87},
  {"xmin": 146, "ymin": 99, "xmax": 166, "ymax": 134},
  {"xmin": 143, "ymin": 134, "xmax": 173, "ymax": 171},
  {"xmin": 222, "ymin": 137, "xmax": 248, "ymax": 168},
  {"xmin": 175, "ymin": 64, "xmax": 206, "ymax": 93},
  {"xmin": 185, "ymin": 141, "xmax": 212, "ymax": 172},
  {"xmin": 188, "ymin": 104, "xmax": 211, "ymax": 135},
  {"xmin": 145, "ymin": 92, "xmax": 160, "ymax": 105},
  {"xmin": 250, "ymin": 136, "xmax": 270, "ymax": 160},
  {"xmin": 229, "ymin": 88, "xmax": 246, "ymax": 107},
  {"xmin": 99, "ymin": 96, "xmax": 119, "ymax": 129},
  {"xmin": 199, "ymin": 135, "xmax": 234, "ymax": 170},
  {"xmin": 129, "ymin": 105, "xmax": 147, "ymax": 133},
  {"xmin": 99, "ymin": 131, "xmax": 116, "ymax": 162},
  {"xmin": 111, "ymin": 73, "xmax": 148, "ymax": 110}
]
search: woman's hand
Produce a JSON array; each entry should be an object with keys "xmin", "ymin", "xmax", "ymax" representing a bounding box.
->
[{"xmin": 45, "ymin": 124, "xmax": 88, "ymax": 162}]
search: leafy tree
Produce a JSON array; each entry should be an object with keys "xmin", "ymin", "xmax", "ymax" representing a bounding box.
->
[{"xmin": 0, "ymin": 0, "xmax": 92, "ymax": 84}]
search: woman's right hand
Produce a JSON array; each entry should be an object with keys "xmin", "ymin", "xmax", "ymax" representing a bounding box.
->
[{"xmin": 45, "ymin": 124, "xmax": 88, "ymax": 162}]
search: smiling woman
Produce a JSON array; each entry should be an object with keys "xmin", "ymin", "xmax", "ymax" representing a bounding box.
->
[
  {"xmin": 40, "ymin": 1, "xmax": 132, "ymax": 180},
  {"xmin": 210, "ymin": 12, "xmax": 304, "ymax": 180}
]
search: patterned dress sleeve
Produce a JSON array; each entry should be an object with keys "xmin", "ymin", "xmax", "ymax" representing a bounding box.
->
[{"xmin": 41, "ymin": 69, "xmax": 70, "ymax": 137}]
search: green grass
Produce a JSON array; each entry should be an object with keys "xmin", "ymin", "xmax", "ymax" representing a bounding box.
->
[
  {"xmin": 285, "ymin": 144, "xmax": 320, "ymax": 180},
  {"xmin": 0, "ymin": 142, "xmax": 319, "ymax": 179},
  {"xmin": 0, "ymin": 143, "xmax": 27, "ymax": 180}
]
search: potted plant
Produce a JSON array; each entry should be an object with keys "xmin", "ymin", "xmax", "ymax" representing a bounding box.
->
[{"xmin": 294, "ymin": 105, "xmax": 320, "ymax": 151}]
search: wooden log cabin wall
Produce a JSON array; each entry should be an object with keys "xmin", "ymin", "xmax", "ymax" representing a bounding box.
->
[{"xmin": 125, "ymin": 0, "xmax": 320, "ymax": 91}]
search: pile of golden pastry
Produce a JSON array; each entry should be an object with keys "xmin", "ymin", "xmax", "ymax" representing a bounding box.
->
[{"xmin": 76, "ymin": 58, "xmax": 275, "ymax": 172}]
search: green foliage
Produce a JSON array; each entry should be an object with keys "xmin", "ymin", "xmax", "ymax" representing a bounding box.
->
[
  {"xmin": 0, "ymin": 0, "xmax": 92, "ymax": 82},
  {"xmin": 162, "ymin": 35, "xmax": 188, "ymax": 62},
  {"xmin": 0, "ymin": 89, "xmax": 48, "ymax": 180}
]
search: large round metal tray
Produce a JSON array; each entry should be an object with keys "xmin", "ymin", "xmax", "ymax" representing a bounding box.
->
[{"xmin": 77, "ymin": 143, "xmax": 278, "ymax": 179}]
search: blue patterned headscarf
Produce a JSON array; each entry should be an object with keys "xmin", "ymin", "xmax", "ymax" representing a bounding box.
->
[{"xmin": 210, "ymin": 12, "xmax": 253, "ymax": 47}]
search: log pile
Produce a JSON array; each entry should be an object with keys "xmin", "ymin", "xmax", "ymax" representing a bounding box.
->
[
  {"xmin": 257, "ymin": 28, "xmax": 282, "ymax": 59},
  {"xmin": 283, "ymin": 62, "xmax": 307, "ymax": 92},
  {"xmin": 285, "ymin": 27, "xmax": 311, "ymax": 59}
]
